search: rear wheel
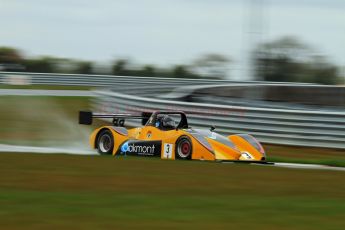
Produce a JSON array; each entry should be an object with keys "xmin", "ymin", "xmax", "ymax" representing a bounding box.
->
[
  {"xmin": 175, "ymin": 136, "xmax": 192, "ymax": 160},
  {"xmin": 97, "ymin": 130, "xmax": 114, "ymax": 155}
]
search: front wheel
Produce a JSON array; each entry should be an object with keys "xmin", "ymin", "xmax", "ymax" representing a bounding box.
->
[
  {"xmin": 175, "ymin": 136, "xmax": 192, "ymax": 160},
  {"xmin": 97, "ymin": 130, "xmax": 114, "ymax": 155}
]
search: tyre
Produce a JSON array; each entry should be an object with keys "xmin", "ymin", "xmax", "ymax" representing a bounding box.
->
[
  {"xmin": 175, "ymin": 136, "xmax": 192, "ymax": 160},
  {"xmin": 97, "ymin": 129, "xmax": 114, "ymax": 155}
]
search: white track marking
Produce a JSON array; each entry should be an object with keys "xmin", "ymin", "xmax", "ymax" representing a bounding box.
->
[
  {"xmin": 0, "ymin": 144, "xmax": 97, "ymax": 155},
  {"xmin": 221, "ymin": 161, "xmax": 345, "ymax": 172},
  {"xmin": 271, "ymin": 162, "xmax": 345, "ymax": 172}
]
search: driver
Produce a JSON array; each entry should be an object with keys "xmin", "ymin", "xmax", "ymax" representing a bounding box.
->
[{"xmin": 155, "ymin": 115, "xmax": 176, "ymax": 130}]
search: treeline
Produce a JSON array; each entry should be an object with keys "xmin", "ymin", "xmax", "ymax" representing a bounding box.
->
[
  {"xmin": 0, "ymin": 48, "xmax": 229, "ymax": 79},
  {"xmin": 254, "ymin": 36, "xmax": 342, "ymax": 85},
  {"xmin": 0, "ymin": 36, "xmax": 343, "ymax": 84}
]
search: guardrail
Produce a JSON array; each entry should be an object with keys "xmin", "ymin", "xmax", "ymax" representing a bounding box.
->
[
  {"xmin": 0, "ymin": 72, "xmax": 252, "ymax": 87},
  {"xmin": 1, "ymin": 72, "xmax": 344, "ymax": 149},
  {"xmin": 93, "ymin": 90, "xmax": 345, "ymax": 149}
]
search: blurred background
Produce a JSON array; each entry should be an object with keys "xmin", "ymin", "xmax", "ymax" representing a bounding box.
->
[
  {"xmin": 0, "ymin": 0, "xmax": 344, "ymax": 84},
  {"xmin": 0, "ymin": 0, "xmax": 344, "ymax": 154},
  {"xmin": 1, "ymin": 1, "xmax": 345, "ymax": 229},
  {"xmin": 0, "ymin": 0, "xmax": 344, "ymax": 149}
]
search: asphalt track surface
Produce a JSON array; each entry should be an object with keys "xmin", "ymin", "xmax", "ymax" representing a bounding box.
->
[
  {"xmin": 0, "ymin": 89, "xmax": 93, "ymax": 97},
  {"xmin": 1, "ymin": 144, "xmax": 345, "ymax": 172},
  {"xmin": 0, "ymin": 144, "xmax": 96, "ymax": 155}
]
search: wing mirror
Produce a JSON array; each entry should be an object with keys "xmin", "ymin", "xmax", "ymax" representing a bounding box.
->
[{"xmin": 210, "ymin": 125, "xmax": 216, "ymax": 132}]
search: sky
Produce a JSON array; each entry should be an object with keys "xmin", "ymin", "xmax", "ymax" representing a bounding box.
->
[{"xmin": 1, "ymin": 0, "xmax": 344, "ymax": 79}]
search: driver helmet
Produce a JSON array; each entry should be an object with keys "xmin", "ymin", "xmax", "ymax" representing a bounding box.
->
[{"xmin": 162, "ymin": 115, "xmax": 176, "ymax": 129}]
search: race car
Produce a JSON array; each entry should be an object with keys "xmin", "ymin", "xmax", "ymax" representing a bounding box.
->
[{"xmin": 79, "ymin": 110, "xmax": 266, "ymax": 162}]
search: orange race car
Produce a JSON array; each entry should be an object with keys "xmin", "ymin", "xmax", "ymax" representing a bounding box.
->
[{"xmin": 79, "ymin": 110, "xmax": 267, "ymax": 162}]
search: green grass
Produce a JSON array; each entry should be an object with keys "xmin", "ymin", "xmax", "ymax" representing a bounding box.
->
[
  {"xmin": 264, "ymin": 144, "xmax": 345, "ymax": 167},
  {"xmin": 1, "ymin": 95, "xmax": 345, "ymax": 229},
  {"xmin": 268, "ymin": 156, "xmax": 345, "ymax": 168},
  {"xmin": 0, "ymin": 153, "xmax": 345, "ymax": 229}
]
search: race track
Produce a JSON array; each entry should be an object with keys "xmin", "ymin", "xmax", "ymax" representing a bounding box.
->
[
  {"xmin": 1, "ymin": 143, "xmax": 344, "ymax": 172},
  {"xmin": 271, "ymin": 162, "xmax": 345, "ymax": 172},
  {"xmin": 0, "ymin": 144, "xmax": 96, "ymax": 155}
]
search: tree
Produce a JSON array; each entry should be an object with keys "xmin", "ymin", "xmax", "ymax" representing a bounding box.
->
[
  {"xmin": 170, "ymin": 65, "xmax": 201, "ymax": 79},
  {"xmin": 192, "ymin": 54, "xmax": 231, "ymax": 79},
  {"xmin": 75, "ymin": 61, "xmax": 93, "ymax": 74},
  {"xmin": 112, "ymin": 59, "xmax": 131, "ymax": 76},
  {"xmin": 172, "ymin": 65, "xmax": 189, "ymax": 78},
  {"xmin": 138, "ymin": 65, "xmax": 156, "ymax": 77},
  {"xmin": 254, "ymin": 36, "xmax": 340, "ymax": 84},
  {"xmin": 304, "ymin": 55, "xmax": 339, "ymax": 85},
  {"xmin": 0, "ymin": 47, "xmax": 23, "ymax": 64},
  {"xmin": 24, "ymin": 57, "xmax": 56, "ymax": 73}
]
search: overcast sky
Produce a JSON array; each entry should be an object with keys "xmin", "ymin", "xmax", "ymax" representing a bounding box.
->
[{"xmin": 1, "ymin": 0, "xmax": 344, "ymax": 79}]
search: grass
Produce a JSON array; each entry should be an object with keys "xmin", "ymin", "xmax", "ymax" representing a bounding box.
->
[
  {"xmin": 264, "ymin": 144, "xmax": 345, "ymax": 167},
  {"xmin": 269, "ymin": 156, "xmax": 345, "ymax": 168},
  {"xmin": 1, "ymin": 95, "xmax": 345, "ymax": 229},
  {"xmin": 0, "ymin": 153, "xmax": 345, "ymax": 229}
]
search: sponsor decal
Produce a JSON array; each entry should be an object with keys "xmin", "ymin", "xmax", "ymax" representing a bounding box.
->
[
  {"xmin": 163, "ymin": 143, "xmax": 173, "ymax": 159},
  {"xmin": 120, "ymin": 141, "xmax": 160, "ymax": 156}
]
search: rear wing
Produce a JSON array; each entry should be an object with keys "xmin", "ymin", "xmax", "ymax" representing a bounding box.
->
[{"xmin": 79, "ymin": 111, "xmax": 152, "ymax": 126}]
